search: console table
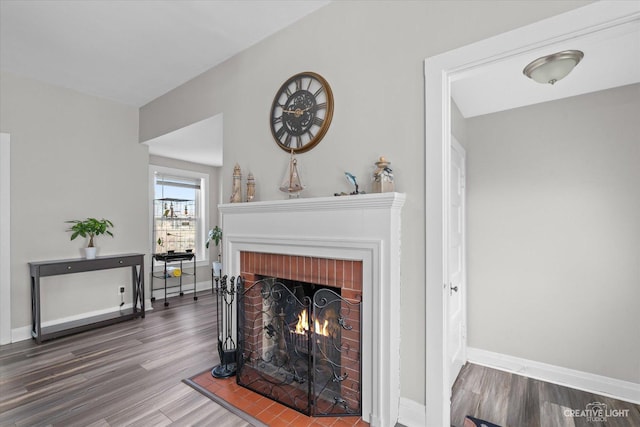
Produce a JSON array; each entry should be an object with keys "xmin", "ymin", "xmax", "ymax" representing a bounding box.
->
[{"xmin": 29, "ymin": 253, "xmax": 145, "ymax": 344}]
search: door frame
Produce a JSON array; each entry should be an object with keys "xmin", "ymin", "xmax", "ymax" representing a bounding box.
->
[
  {"xmin": 423, "ymin": 3, "xmax": 640, "ymax": 426},
  {"xmin": 1, "ymin": 132, "xmax": 11, "ymax": 344}
]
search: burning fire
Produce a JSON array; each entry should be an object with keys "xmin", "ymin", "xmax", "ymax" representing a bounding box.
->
[
  {"xmin": 294, "ymin": 309, "xmax": 329, "ymax": 336},
  {"xmin": 295, "ymin": 309, "xmax": 309, "ymax": 334}
]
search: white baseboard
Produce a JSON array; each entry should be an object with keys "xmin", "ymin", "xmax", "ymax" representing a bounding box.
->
[
  {"xmin": 9, "ymin": 283, "xmax": 210, "ymax": 344},
  {"xmin": 467, "ymin": 347, "xmax": 640, "ymax": 405},
  {"xmin": 11, "ymin": 325, "xmax": 33, "ymax": 343},
  {"xmin": 10, "ymin": 283, "xmax": 211, "ymax": 344},
  {"xmin": 195, "ymin": 280, "xmax": 213, "ymax": 293},
  {"xmin": 10, "ymin": 298, "xmax": 154, "ymax": 344},
  {"xmin": 398, "ymin": 397, "xmax": 426, "ymax": 427}
]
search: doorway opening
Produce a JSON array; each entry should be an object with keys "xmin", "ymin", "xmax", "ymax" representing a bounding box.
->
[{"xmin": 424, "ymin": 4, "xmax": 639, "ymax": 426}]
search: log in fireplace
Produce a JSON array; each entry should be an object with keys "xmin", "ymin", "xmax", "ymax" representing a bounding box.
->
[{"xmin": 237, "ymin": 265, "xmax": 362, "ymax": 417}]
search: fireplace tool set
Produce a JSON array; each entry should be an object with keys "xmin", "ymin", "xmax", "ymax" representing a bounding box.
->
[{"xmin": 211, "ymin": 274, "xmax": 240, "ymax": 378}]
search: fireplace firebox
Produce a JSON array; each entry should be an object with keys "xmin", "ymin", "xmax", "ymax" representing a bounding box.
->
[{"xmin": 237, "ymin": 275, "xmax": 362, "ymax": 417}]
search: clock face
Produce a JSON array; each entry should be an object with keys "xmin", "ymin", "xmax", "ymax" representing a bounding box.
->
[{"xmin": 270, "ymin": 72, "xmax": 334, "ymax": 153}]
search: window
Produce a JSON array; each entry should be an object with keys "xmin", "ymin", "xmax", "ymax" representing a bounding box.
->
[{"xmin": 150, "ymin": 166, "xmax": 209, "ymax": 264}]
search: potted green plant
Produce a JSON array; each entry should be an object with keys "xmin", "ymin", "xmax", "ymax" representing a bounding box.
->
[
  {"xmin": 206, "ymin": 226, "xmax": 223, "ymax": 276},
  {"xmin": 66, "ymin": 218, "xmax": 114, "ymax": 259}
]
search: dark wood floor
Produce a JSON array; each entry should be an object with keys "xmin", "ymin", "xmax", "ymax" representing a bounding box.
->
[
  {"xmin": 3, "ymin": 292, "xmax": 638, "ymax": 427},
  {"xmin": 451, "ymin": 363, "xmax": 640, "ymax": 427},
  {"xmin": 0, "ymin": 291, "xmax": 251, "ymax": 427}
]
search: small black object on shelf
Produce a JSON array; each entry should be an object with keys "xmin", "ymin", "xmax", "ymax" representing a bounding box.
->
[{"xmin": 211, "ymin": 274, "xmax": 239, "ymax": 378}]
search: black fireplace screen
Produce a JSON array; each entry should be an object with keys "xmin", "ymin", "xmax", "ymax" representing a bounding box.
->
[{"xmin": 237, "ymin": 277, "xmax": 362, "ymax": 417}]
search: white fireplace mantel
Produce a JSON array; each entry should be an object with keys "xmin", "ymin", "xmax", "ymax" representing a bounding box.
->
[{"xmin": 219, "ymin": 192, "xmax": 405, "ymax": 427}]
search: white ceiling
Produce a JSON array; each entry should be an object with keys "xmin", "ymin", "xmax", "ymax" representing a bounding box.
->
[
  {"xmin": 452, "ymin": 17, "xmax": 640, "ymax": 118},
  {"xmin": 0, "ymin": 0, "xmax": 330, "ymax": 107}
]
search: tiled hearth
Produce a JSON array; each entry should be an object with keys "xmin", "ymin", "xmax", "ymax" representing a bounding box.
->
[
  {"xmin": 219, "ymin": 192, "xmax": 405, "ymax": 427},
  {"xmin": 190, "ymin": 371, "xmax": 369, "ymax": 426}
]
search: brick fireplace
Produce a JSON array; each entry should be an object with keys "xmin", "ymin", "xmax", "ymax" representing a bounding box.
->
[
  {"xmin": 219, "ymin": 192, "xmax": 405, "ymax": 427},
  {"xmin": 237, "ymin": 252, "xmax": 363, "ymax": 416}
]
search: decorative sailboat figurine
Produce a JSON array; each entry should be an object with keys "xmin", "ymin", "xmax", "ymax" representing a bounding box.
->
[{"xmin": 279, "ymin": 149, "xmax": 305, "ymax": 198}]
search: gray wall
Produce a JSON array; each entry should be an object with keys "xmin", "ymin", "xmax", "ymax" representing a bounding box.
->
[
  {"xmin": 0, "ymin": 71, "xmax": 148, "ymax": 328},
  {"xmin": 466, "ymin": 84, "xmax": 640, "ymax": 383},
  {"xmin": 139, "ymin": 0, "xmax": 590, "ymax": 403}
]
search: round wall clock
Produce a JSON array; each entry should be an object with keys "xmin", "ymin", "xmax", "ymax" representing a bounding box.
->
[{"xmin": 270, "ymin": 72, "xmax": 334, "ymax": 153}]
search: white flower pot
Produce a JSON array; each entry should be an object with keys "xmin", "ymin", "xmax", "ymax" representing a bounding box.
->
[{"xmin": 85, "ymin": 247, "xmax": 97, "ymax": 259}]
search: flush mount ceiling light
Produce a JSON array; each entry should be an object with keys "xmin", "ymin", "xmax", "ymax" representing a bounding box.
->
[{"xmin": 523, "ymin": 50, "xmax": 584, "ymax": 85}]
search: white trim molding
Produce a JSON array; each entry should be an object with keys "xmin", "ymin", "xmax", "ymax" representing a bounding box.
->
[
  {"xmin": 398, "ymin": 397, "xmax": 426, "ymax": 427},
  {"xmin": 468, "ymin": 347, "xmax": 640, "ymax": 405}
]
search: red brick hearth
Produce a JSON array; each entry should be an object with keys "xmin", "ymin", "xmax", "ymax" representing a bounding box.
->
[{"xmin": 190, "ymin": 371, "xmax": 369, "ymax": 426}]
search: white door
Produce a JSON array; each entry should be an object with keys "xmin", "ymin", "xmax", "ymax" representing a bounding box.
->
[{"xmin": 448, "ymin": 136, "xmax": 466, "ymax": 386}]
